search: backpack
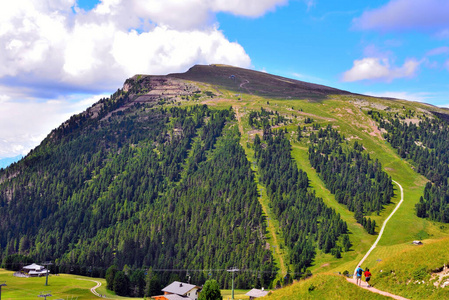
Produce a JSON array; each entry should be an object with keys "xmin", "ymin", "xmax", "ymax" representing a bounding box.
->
[{"xmin": 357, "ymin": 268, "xmax": 363, "ymax": 276}]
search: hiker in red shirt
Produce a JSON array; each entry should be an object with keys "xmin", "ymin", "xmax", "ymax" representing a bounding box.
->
[{"xmin": 364, "ymin": 268, "xmax": 372, "ymax": 287}]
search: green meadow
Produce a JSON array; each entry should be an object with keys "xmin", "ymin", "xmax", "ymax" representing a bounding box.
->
[
  {"xmin": 0, "ymin": 269, "xmax": 101, "ymax": 300},
  {"xmin": 220, "ymin": 289, "xmax": 250, "ymax": 300},
  {"xmin": 0, "ymin": 269, "xmax": 142, "ymax": 300},
  {"xmin": 0, "ymin": 268, "xmax": 254, "ymax": 300},
  {"xmin": 265, "ymin": 273, "xmax": 390, "ymax": 300},
  {"xmin": 364, "ymin": 237, "xmax": 449, "ymax": 299}
]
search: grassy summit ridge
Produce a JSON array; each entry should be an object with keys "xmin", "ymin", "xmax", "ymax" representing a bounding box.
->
[{"xmin": 170, "ymin": 64, "xmax": 352, "ymax": 99}]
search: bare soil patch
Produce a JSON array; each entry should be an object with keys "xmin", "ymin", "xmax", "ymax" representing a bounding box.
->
[{"xmin": 431, "ymin": 265, "xmax": 449, "ymax": 288}]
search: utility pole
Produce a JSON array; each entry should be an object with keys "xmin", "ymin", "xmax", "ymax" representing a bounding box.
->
[
  {"xmin": 41, "ymin": 262, "xmax": 53, "ymax": 286},
  {"xmin": 227, "ymin": 267, "xmax": 239, "ymax": 300},
  {"xmin": 186, "ymin": 271, "xmax": 191, "ymax": 284},
  {"xmin": 38, "ymin": 291, "xmax": 52, "ymax": 299},
  {"xmin": 0, "ymin": 282, "xmax": 6, "ymax": 300}
]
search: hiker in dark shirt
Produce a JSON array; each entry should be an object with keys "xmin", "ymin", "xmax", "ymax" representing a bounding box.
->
[{"xmin": 364, "ymin": 268, "xmax": 372, "ymax": 287}]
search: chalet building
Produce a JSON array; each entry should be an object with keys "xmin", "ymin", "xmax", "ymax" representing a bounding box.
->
[
  {"xmin": 246, "ymin": 288, "xmax": 269, "ymax": 299},
  {"xmin": 22, "ymin": 263, "xmax": 49, "ymax": 277},
  {"xmin": 152, "ymin": 281, "xmax": 201, "ymax": 300}
]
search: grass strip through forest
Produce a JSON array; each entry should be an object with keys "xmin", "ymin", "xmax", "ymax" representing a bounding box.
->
[{"xmin": 235, "ymin": 106, "xmax": 288, "ymax": 278}]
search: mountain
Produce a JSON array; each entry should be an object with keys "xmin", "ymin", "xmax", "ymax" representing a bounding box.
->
[
  {"xmin": 1, "ymin": 64, "xmax": 449, "ymax": 298},
  {"xmin": 0, "ymin": 155, "xmax": 22, "ymax": 169},
  {"xmin": 170, "ymin": 64, "xmax": 352, "ymax": 99}
]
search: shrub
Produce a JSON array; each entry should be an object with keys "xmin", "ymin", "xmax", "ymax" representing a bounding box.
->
[
  {"xmin": 413, "ymin": 266, "xmax": 428, "ymax": 281},
  {"xmin": 114, "ymin": 271, "xmax": 130, "ymax": 296}
]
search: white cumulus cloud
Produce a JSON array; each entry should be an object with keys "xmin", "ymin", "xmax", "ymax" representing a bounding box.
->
[
  {"xmin": 0, "ymin": 93, "xmax": 109, "ymax": 158},
  {"xmin": 110, "ymin": 26, "xmax": 250, "ymax": 76},
  {"xmin": 342, "ymin": 57, "xmax": 420, "ymax": 82},
  {"xmin": 0, "ymin": 0, "xmax": 289, "ymax": 159},
  {"xmin": 426, "ymin": 46, "xmax": 449, "ymax": 56},
  {"xmin": 211, "ymin": 0, "xmax": 288, "ymax": 17},
  {"xmin": 0, "ymin": 0, "xmax": 289, "ymax": 95},
  {"xmin": 365, "ymin": 91, "xmax": 431, "ymax": 102},
  {"xmin": 353, "ymin": 0, "xmax": 449, "ymax": 32}
]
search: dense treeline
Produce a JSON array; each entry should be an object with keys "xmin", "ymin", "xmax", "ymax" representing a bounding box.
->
[
  {"xmin": 254, "ymin": 129, "xmax": 347, "ymax": 276},
  {"xmin": 308, "ymin": 125, "xmax": 394, "ymax": 234},
  {"xmin": 96, "ymin": 120, "xmax": 277, "ymax": 297},
  {"xmin": 248, "ymin": 108, "xmax": 290, "ymax": 129},
  {"xmin": 2, "ymin": 254, "xmax": 33, "ymax": 271},
  {"xmin": 0, "ymin": 95, "xmax": 275, "ymax": 295},
  {"xmin": 372, "ymin": 111, "xmax": 449, "ymax": 222},
  {"xmin": 415, "ymin": 182, "xmax": 449, "ymax": 222}
]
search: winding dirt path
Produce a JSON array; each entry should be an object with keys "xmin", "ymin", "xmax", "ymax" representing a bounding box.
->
[
  {"xmin": 348, "ymin": 281, "xmax": 409, "ymax": 300},
  {"xmin": 239, "ymin": 79, "xmax": 253, "ymax": 95},
  {"xmin": 354, "ymin": 180, "xmax": 404, "ymax": 270},
  {"xmin": 347, "ymin": 180, "xmax": 409, "ymax": 300},
  {"xmin": 77, "ymin": 278, "xmax": 104, "ymax": 298}
]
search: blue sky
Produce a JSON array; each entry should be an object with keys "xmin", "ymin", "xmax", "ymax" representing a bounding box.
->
[
  {"xmin": 217, "ymin": 0, "xmax": 449, "ymax": 104},
  {"xmin": 0, "ymin": 0, "xmax": 449, "ymax": 159}
]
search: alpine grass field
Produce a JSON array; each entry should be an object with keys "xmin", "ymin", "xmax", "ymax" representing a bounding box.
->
[
  {"xmin": 0, "ymin": 269, "xmax": 110, "ymax": 300},
  {"xmin": 2, "ymin": 65, "xmax": 449, "ymax": 299}
]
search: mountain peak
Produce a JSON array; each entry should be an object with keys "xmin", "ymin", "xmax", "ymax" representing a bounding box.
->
[{"xmin": 169, "ymin": 64, "xmax": 352, "ymax": 100}]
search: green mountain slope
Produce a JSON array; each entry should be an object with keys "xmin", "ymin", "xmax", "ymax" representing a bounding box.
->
[{"xmin": 1, "ymin": 64, "xmax": 449, "ymax": 298}]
